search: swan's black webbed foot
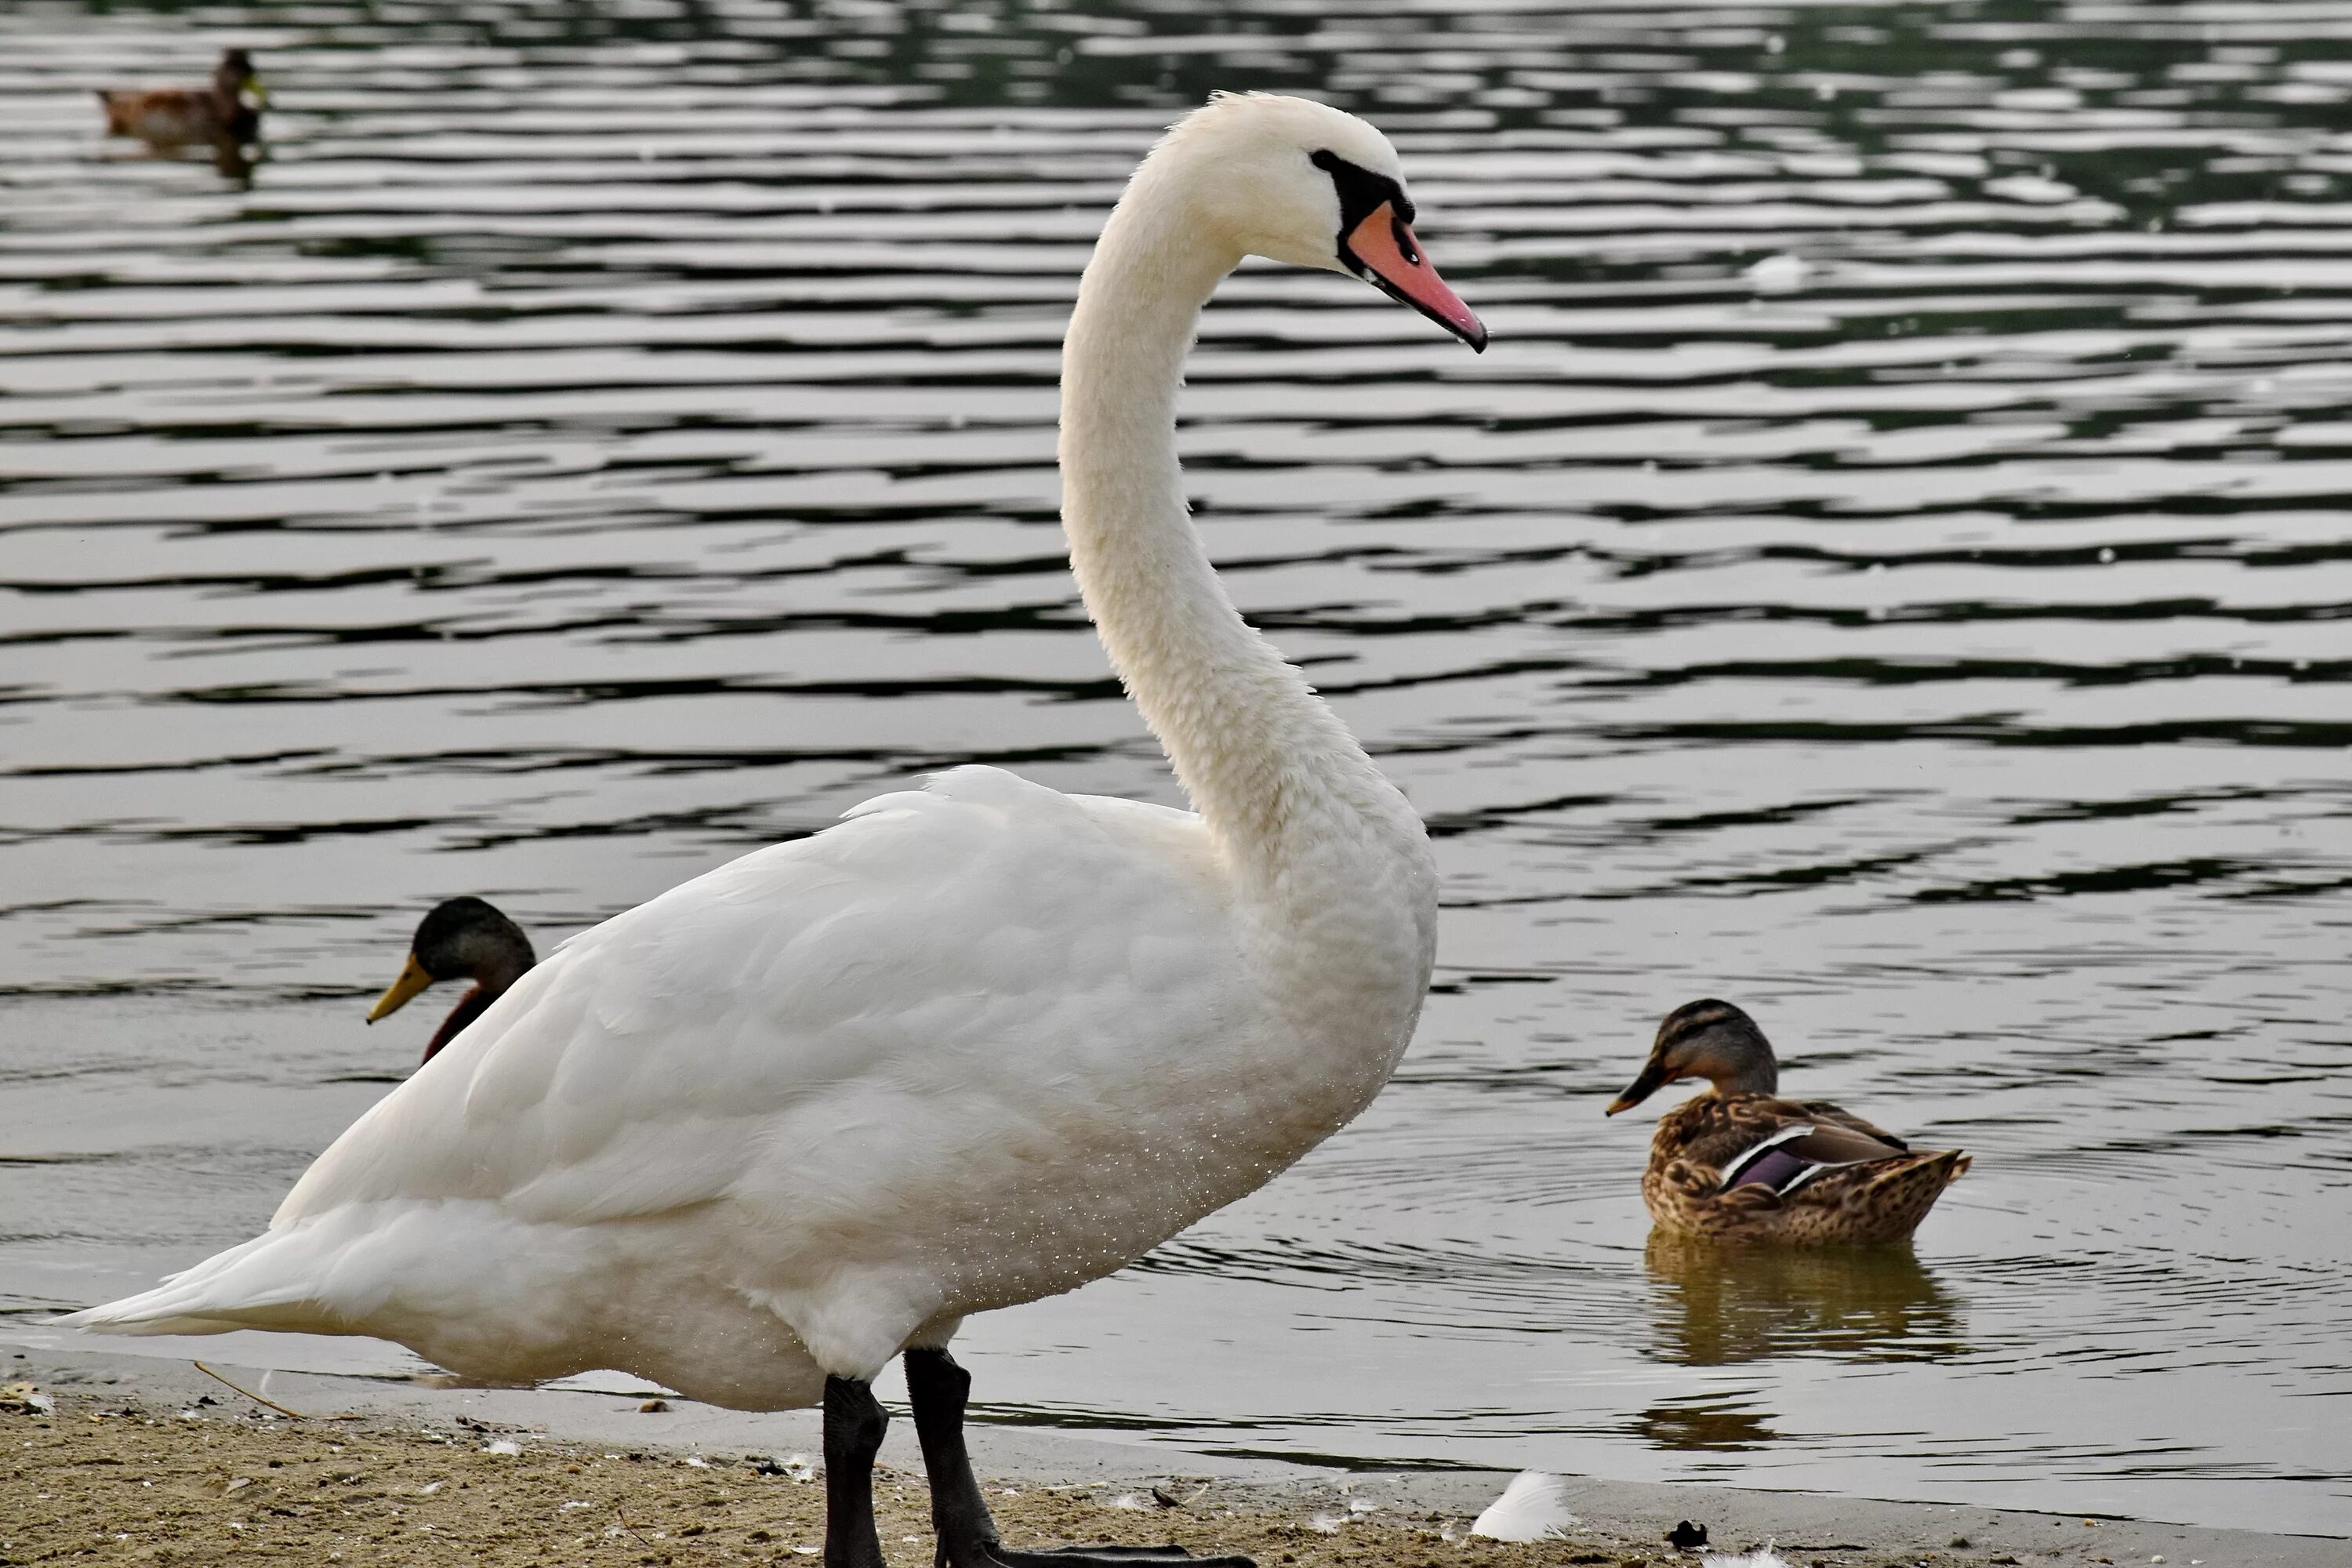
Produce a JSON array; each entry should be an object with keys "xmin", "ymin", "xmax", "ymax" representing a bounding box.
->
[
  {"xmin": 903, "ymin": 1348, "xmax": 1255, "ymax": 1568},
  {"xmin": 824, "ymin": 1374, "xmax": 891, "ymax": 1568}
]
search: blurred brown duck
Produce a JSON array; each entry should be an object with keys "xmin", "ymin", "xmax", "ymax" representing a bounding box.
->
[
  {"xmin": 1606, "ymin": 999, "xmax": 1969, "ymax": 1244},
  {"xmin": 96, "ymin": 48, "xmax": 267, "ymax": 146},
  {"xmin": 367, "ymin": 897, "xmax": 535, "ymax": 1065}
]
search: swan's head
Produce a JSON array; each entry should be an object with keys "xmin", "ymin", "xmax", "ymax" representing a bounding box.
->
[
  {"xmin": 1156, "ymin": 93, "xmax": 1486, "ymax": 351},
  {"xmin": 1606, "ymin": 999, "xmax": 1781, "ymax": 1114}
]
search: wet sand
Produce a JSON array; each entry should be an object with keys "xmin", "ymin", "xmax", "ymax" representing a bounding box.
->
[{"xmin": 2, "ymin": 1348, "xmax": 2341, "ymax": 1568}]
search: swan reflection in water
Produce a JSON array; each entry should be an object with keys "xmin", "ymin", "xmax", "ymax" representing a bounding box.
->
[{"xmin": 1642, "ymin": 1229, "xmax": 1965, "ymax": 1368}]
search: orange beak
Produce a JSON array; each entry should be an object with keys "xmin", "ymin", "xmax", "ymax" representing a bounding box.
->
[{"xmin": 1343, "ymin": 201, "xmax": 1486, "ymax": 351}]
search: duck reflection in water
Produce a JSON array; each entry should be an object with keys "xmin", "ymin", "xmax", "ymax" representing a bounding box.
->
[
  {"xmin": 1632, "ymin": 1390, "xmax": 1780, "ymax": 1453},
  {"xmin": 1642, "ymin": 1228, "xmax": 1963, "ymax": 1367}
]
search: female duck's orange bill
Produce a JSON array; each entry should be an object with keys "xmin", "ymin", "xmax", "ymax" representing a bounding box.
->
[{"xmin": 1345, "ymin": 201, "xmax": 1486, "ymax": 351}]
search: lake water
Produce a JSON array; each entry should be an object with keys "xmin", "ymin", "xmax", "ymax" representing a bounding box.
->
[{"xmin": 5, "ymin": 0, "xmax": 2350, "ymax": 1538}]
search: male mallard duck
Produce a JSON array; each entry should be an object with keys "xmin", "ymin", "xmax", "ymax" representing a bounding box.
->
[
  {"xmin": 96, "ymin": 48, "xmax": 267, "ymax": 146},
  {"xmin": 365, "ymin": 897, "xmax": 535, "ymax": 1065},
  {"xmin": 1606, "ymin": 1000, "xmax": 1969, "ymax": 1244}
]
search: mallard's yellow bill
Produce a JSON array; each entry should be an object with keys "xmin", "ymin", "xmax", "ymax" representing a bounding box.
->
[
  {"xmin": 248, "ymin": 79, "xmax": 270, "ymax": 107},
  {"xmin": 368, "ymin": 953, "xmax": 434, "ymax": 1022}
]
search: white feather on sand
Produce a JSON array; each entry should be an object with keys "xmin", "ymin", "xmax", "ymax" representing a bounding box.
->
[
  {"xmin": 1702, "ymin": 1549, "xmax": 1792, "ymax": 1568},
  {"xmin": 1469, "ymin": 1471, "xmax": 1578, "ymax": 1542}
]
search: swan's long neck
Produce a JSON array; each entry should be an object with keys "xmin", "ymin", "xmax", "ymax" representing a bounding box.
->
[{"xmin": 1059, "ymin": 158, "xmax": 1427, "ymax": 900}]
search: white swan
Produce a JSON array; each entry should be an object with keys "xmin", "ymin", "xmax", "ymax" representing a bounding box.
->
[{"xmin": 65, "ymin": 92, "xmax": 1486, "ymax": 1568}]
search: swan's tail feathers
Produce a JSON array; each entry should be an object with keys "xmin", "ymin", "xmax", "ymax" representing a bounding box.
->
[
  {"xmin": 55, "ymin": 1229, "xmax": 336, "ymax": 1338},
  {"xmin": 1470, "ymin": 1471, "xmax": 1578, "ymax": 1542}
]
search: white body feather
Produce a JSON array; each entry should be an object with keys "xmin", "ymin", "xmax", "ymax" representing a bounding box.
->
[
  {"xmin": 1470, "ymin": 1471, "xmax": 1578, "ymax": 1542},
  {"xmin": 60, "ymin": 94, "xmax": 1442, "ymax": 1414}
]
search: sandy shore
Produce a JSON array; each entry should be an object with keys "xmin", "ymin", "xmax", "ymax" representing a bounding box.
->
[{"xmin": 2, "ymin": 1348, "xmax": 2340, "ymax": 1568}]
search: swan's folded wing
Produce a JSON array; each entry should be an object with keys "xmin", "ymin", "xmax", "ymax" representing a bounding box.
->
[{"xmin": 274, "ymin": 767, "xmax": 1229, "ymax": 1232}]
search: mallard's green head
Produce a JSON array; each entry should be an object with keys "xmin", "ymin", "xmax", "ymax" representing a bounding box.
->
[
  {"xmin": 368, "ymin": 896, "xmax": 535, "ymax": 1025},
  {"xmin": 216, "ymin": 49, "xmax": 267, "ymax": 107}
]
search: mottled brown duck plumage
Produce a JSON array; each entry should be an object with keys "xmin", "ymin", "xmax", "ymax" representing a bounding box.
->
[
  {"xmin": 1607, "ymin": 999, "xmax": 1969, "ymax": 1244},
  {"xmin": 96, "ymin": 49, "xmax": 266, "ymax": 146}
]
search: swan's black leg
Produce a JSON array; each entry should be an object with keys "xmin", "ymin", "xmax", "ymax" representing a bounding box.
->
[
  {"xmin": 903, "ymin": 1347, "xmax": 1252, "ymax": 1568},
  {"xmin": 826, "ymin": 1375, "xmax": 891, "ymax": 1568},
  {"xmin": 905, "ymin": 1345, "xmax": 998, "ymax": 1560}
]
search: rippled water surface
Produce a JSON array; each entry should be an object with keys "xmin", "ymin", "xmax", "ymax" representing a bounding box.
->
[{"xmin": 5, "ymin": 0, "xmax": 2352, "ymax": 1537}]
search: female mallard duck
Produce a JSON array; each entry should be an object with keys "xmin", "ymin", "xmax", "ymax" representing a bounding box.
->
[
  {"xmin": 1606, "ymin": 1000, "xmax": 1969, "ymax": 1244},
  {"xmin": 365, "ymin": 897, "xmax": 535, "ymax": 1065},
  {"xmin": 96, "ymin": 49, "xmax": 267, "ymax": 146}
]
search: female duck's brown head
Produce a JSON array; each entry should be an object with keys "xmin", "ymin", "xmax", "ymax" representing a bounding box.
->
[
  {"xmin": 367, "ymin": 897, "xmax": 535, "ymax": 1064},
  {"xmin": 1606, "ymin": 998, "xmax": 1779, "ymax": 1114}
]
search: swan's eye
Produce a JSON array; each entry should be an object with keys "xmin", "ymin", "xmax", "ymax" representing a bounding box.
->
[{"xmin": 1308, "ymin": 149, "xmax": 1410, "ymax": 238}]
